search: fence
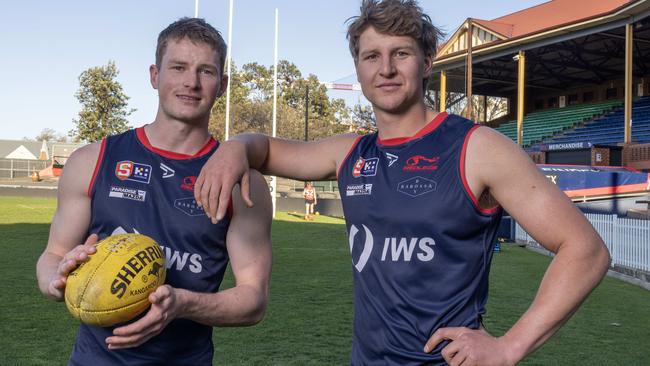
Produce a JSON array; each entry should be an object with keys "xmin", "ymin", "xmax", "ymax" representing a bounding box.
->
[
  {"xmin": 0, "ymin": 159, "xmax": 49, "ymax": 179},
  {"xmin": 516, "ymin": 213, "xmax": 650, "ymax": 272}
]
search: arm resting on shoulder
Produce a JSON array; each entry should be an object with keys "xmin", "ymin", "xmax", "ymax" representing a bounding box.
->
[
  {"xmin": 180, "ymin": 169, "xmax": 272, "ymax": 326},
  {"xmin": 195, "ymin": 132, "xmax": 356, "ymax": 221}
]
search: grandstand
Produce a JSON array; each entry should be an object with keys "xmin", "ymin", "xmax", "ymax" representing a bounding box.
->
[
  {"xmin": 495, "ymin": 100, "xmax": 624, "ymax": 147},
  {"xmin": 540, "ymin": 96, "xmax": 650, "ymax": 146},
  {"xmin": 427, "ymin": 0, "xmax": 650, "ymax": 171}
]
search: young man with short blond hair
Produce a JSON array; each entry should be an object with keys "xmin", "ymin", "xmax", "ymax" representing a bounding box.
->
[{"xmin": 194, "ymin": 1, "xmax": 610, "ymax": 364}]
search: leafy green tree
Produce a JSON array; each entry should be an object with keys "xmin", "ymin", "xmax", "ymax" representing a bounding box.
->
[
  {"xmin": 70, "ymin": 61, "xmax": 135, "ymax": 142},
  {"xmin": 350, "ymin": 104, "xmax": 377, "ymax": 134},
  {"xmin": 209, "ymin": 59, "xmax": 354, "ymax": 141},
  {"xmin": 26, "ymin": 128, "xmax": 68, "ymax": 142}
]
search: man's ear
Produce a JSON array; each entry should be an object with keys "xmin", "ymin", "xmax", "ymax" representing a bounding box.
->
[
  {"xmin": 149, "ymin": 64, "xmax": 159, "ymax": 89},
  {"xmin": 423, "ymin": 53, "xmax": 434, "ymax": 79},
  {"xmin": 217, "ymin": 74, "xmax": 229, "ymax": 98}
]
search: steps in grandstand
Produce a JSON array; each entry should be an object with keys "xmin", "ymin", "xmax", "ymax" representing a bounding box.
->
[
  {"xmin": 495, "ymin": 99, "xmax": 623, "ymax": 147},
  {"xmin": 539, "ymin": 97, "xmax": 650, "ymax": 147}
]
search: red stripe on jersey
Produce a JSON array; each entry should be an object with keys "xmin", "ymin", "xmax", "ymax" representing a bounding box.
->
[
  {"xmin": 88, "ymin": 138, "xmax": 107, "ymax": 198},
  {"xmin": 136, "ymin": 126, "xmax": 217, "ymax": 160},
  {"xmin": 377, "ymin": 112, "xmax": 448, "ymax": 146},
  {"xmin": 460, "ymin": 125, "xmax": 500, "ymax": 215},
  {"xmin": 337, "ymin": 136, "xmax": 364, "ymax": 179}
]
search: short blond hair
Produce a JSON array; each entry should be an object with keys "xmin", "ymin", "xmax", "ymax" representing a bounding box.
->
[{"xmin": 346, "ymin": 0, "xmax": 442, "ymax": 63}]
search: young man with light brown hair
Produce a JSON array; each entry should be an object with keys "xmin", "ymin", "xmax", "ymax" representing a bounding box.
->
[{"xmin": 194, "ymin": 1, "xmax": 610, "ymax": 364}]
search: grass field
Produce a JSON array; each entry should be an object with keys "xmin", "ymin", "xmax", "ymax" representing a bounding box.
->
[{"xmin": 1, "ymin": 196, "xmax": 650, "ymax": 365}]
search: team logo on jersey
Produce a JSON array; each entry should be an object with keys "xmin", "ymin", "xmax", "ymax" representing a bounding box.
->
[
  {"xmin": 174, "ymin": 197, "xmax": 205, "ymax": 216},
  {"xmin": 397, "ymin": 176, "xmax": 437, "ymax": 197},
  {"xmin": 386, "ymin": 153, "xmax": 399, "ymax": 167},
  {"xmin": 349, "ymin": 224, "xmax": 437, "ymax": 272},
  {"xmin": 352, "ymin": 157, "xmax": 379, "ymax": 178},
  {"xmin": 403, "ymin": 155, "xmax": 439, "ymax": 172},
  {"xmin": 346, "ymin": 184, "xmax": 373, "ymax": 197},
  {"xmin": 160, "ymin": 163, "xmax": 175, "ymax": 179},
  {"xmin": 381, "ymin": 236, "xmax": 436, "ymax": 262},
  {"xmin": 109, "ymin": 186, "xmax": 147, "ymax": 202},
  {"xmin": 181, "ymin": 176, "xmax": 197, "ymax": 191},
  {"xmin": 348, "ymin": 224, "xmax": 374, "ymax": 272},
  {"xmin": 115, "ymin": 161, "xmax": 152, "ymax": 184}
]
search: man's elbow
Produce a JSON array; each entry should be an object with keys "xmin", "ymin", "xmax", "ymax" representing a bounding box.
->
[
  {"xmin": 242, "ymin": 295, "xmax": 268, "ymax": 326},
  {"xmin": 593, "ymin": 239, "xmax": 612, "ymax": 277}
]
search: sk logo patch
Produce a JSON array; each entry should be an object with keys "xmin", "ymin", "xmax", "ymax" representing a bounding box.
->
[
  {"xmin": 348, "ymin": 224, "xmax": 374, "ymax": 272},
  {"xmin": 352, "ymin": 157, "xmax": 379, "ymax": 178},
  {"xmin": 115, "ymin": 161, "xmax": 152, "ymax": 184},
  {"xmin": 386, "ymin": 153, "xmax": 398, "ymax": 167}
]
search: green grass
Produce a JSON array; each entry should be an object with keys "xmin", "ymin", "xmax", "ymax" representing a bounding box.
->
[{"xmin": 2, "ymin": 197, "xmax": 649, "ymax": 365}]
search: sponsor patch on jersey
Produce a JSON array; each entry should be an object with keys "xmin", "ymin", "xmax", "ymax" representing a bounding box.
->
[
  {"xmin": 346, "ymin": 184, "xmax": 373, "ymax": 197},
  {"xmin": 386, "ymin": 153, "xmax": 399, "ymax": 167},
  {"xmin": 403, "ymin": 155, "xmax": 439, "ymax": 172},
  {"xmin": 352, "ymin": 157, "xmax": 379, "ymax": 178},
  {"xmin": 108, "ymin": 186, "xmax": 147, "ymax": 202},
  {"xmin": 115, "ymin": 161, "xmax": 152, "ymax": 184},
  {"xmin": 348, "ymin": 224, "xmax": 374, "ymax": 272},
  {"xmin": 160, "ymin": 163, "xmax": 175, "ymax": 179},
  {"xmin": 397, "ymin": 176, "xmax": 437, "ymax": 197},
  {"xmin": 181, "ymin": 176, "xmax": 197, "ymax": 191},
  {"xmin": 174, "ymin": 197, "xmax": 206, "ymax": 216}
]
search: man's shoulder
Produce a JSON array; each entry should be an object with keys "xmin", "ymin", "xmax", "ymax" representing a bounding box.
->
[{"xmin": 68, "ymin": 141, "xmax": 104, "ymax": 167}]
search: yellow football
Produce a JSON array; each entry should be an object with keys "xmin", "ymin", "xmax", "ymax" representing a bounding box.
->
[{"xmin": 64, "ymin": 233, "xmax": 166, "ymax": 327}]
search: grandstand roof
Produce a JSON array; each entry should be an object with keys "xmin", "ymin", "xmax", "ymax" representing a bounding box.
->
[
  {"xmin": 437, "ymin": 0, "xmax": 637, "ymax": 60},
  {"xmin": 430, "ymin": 0, "xmax": 650, "ymax": 97},
  {"xmin": 487, "ymin": 0, "xmax": 631, "ymax": 38}
]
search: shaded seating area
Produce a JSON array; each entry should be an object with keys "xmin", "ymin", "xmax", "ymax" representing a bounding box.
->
[
  {"xmin": 540, "ymin": 97, "xmax": 650, "ymax": 146},
  {"xmin": 495, "ymin": 100, "xmax": 623, "ymax": 147}
]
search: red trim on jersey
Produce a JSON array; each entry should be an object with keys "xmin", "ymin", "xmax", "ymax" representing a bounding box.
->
[
  {"xmin": 136, "ymin": 126, "xmax": 217, "ymax": 160},
  {"xmin": 337, "ymin": 136, "xmax": 364, "ymax": 179},
  {"xmin": 460, "ymin": 125, "xmax": 500, "ymax": 215},
  {"xmin": 377, "ymin": 112, "xmax": 448, "ymax": 146},
  {"xmin": 87, "ymin": 138, "xmax": 107, "ymax": 197}
]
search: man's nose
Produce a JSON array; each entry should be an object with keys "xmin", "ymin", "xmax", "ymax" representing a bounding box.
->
[
  {"xmin": 183, "ymin": 71, "xmax": 200, "ymax": 88},
  {"xmin": 379, "ymin": 55, "xmax": 396, "ymax": 77}
]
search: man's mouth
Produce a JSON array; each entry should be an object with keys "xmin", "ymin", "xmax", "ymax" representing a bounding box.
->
[
  {"xmin": 377, "ymin": 83, "xmax": 401, "ymax": 90},
  {"xmin": 177, "ymin": 94, "xmax": 201, "ymax": 102}
]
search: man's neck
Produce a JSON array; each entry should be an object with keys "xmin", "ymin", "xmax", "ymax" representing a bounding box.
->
[
  {"xmin": 375, "ymin": 103, "xmax": 438, "ymax": 141},
  {"xmin": 145, "ymin": 114, "xmax": 212, "ymax": 156}
]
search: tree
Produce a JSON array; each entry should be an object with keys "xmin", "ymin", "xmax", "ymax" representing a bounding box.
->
[
  {"xmin": 208, "ymin": 60, "xmax": 354, "ymax": 142},
  {"xmin": 25, "ymin": 128, "xmax": 68, "ymax": 142},
  {"xmin": 350, "ymin": 104, "xmax": 377, "ymax": 134},
  {"xmin": 70, "ymin": 61, "xmax": 135, "ymax": 143}
]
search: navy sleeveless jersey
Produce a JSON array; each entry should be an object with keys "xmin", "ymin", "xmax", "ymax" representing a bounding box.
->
[
  {"xmin": 69, "ymin": 127, "xmax": 231, "ymax": 366},
  {"xmin": 337, "ymin": 113, "xmax": 502, "ymax": 365}
]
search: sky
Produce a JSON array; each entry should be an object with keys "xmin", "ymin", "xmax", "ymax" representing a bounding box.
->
[{"xmin": 0, "ymin": 0, "xmax": 544, "ymax": 141}]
